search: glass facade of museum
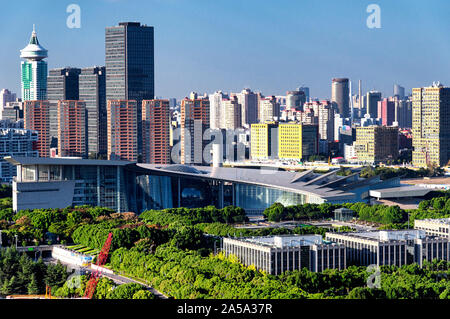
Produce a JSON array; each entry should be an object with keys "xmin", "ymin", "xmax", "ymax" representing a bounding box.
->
[{"xmin": 134, "ymin": 173, "xmax": 306, "ymax": 214}]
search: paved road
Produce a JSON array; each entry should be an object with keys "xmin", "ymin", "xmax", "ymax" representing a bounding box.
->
[{"xmin": 48, "ymin": 258, "xmax": 168, "ymax": 299}]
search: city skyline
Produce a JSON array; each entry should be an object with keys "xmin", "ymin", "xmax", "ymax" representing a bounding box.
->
[{"xmin": 1, "ymin": 0, "xmax": 450, "ymax": 100}]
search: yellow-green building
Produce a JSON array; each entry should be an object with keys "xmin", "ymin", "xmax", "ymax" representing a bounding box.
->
[
  {"xmin": 412, "ymin": 84, "xmax": 450, "ymax": 167},
  {"xmin": 278, "ymin": 123, "xmax": 318, "ymax": 161},
  {"xmin": 354, "ymin": 126, "xmax": 398, "ymax": 164},
  {"xmin": 250, "ymin": 123, "xmax": 278, "ymax": 159}
]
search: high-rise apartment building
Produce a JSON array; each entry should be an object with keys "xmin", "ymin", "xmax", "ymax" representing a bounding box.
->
[
  {"xmin": 142, "ymin": 100, "xmax": 170, "ymax": 164},
  {"xmin": 57, "ymin": 101, "xmax": 87, "ymax": 158},
  {"xmin": 107, "ymin": 100, "xmax": 138, "ymax": 161},
  {"xmin": 221, "ymin": 96, "xmax": 242, "ymax": 130},
  {"xmin": 20, "ymin": 26, "xmax": 48, "ymax": 101},
  {"xmin": 354, "ymin": 125, "xmax": 398, "ymax": 164},
  {"xmin": 209, "ymin": 91, "xmax": 228, "ymax": 129},
  {"xmin": 412, "ymin": 83, "xmax": 450, "ymax": 167},
  {"xmin": 331, "ymin": 78, "xmax": 349, "ymax": 118},
  {"xmin": 259, "ymin": 96, "xmax": 280, "ymax": 123},
  {"xmin": 106, "ymin": 22, "xmax": 154, "ymax": 156},
  {"xmin": 250, "ymin": 123, "xmax": 278, "ymax": 160},
  {"xmin": 395, "ymin": 97, "xmax": 412, "ymax": 129},
  {"xmin": 278, "ymin": 123, "xmax": 318, "ymax": 161},
  {"xmin": 23, "ymin": 100, "xmax": 50, "ymax": 157},
  {"xmin": 235, "ymin": 88, "xmax": 258, "ymax": 126},
  {"xmin": 79, "ymin": 66, "xmax": 107, "ymax": 157},
  {"xmin": 180, "ymin": 97, "xmax": 210, "ymax": 165}
]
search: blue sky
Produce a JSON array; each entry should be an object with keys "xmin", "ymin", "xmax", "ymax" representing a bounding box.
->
[{"xmin": 1, "ymin": 0, "xmax": 449, "ymax": 100}]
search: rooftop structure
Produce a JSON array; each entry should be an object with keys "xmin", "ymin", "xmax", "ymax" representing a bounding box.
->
[{"xmin": 222, "ymin": 235, "xmax": 346, "ymax": 274}]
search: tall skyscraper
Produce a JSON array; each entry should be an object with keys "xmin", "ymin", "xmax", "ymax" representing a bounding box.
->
[
  {"xmin": 259, "ymin": 96, "xmax": 280, "ymax": 123},
  {"xmin": 331, "ymin": 78, "xmax": 349, "ymax": 118},
  {"xmin": 180, "ymin": 97, "xmax": 210, "ymax": 165},
  {"xmin": 106, "ymin": 22, "xmax": 154, "ymax": 156},
  {"xmin": 57, "ymin": 100, "xmax": 87, "ymax": 158},
  {"xmin": 365, "ymin": 91, "xmax": 382, "ymax": 119},
  {"xmin": 209, "ymin": 91, "xmax": 228, "ymax": 129},
  {"xmin": 250, "ymin": 123, "xmax": 278, "ymax": 160},
  {"xmin": 377, "ymin": 98, "xmax": 395, "ymax": 126},
  {"xmin": 142, "ymin": 100, "xmax": 171, "ymax": 164},
  {"xmin": 298, "ymin": 87, "xmax": 310, "ymax": 102},
  {"xmin": 79, "ymin": 66, "xmax": 107, "ymax": 157},
  {"xmin": 107, "ymin": 100, "xmax": 138, "ymax": 161},
  {"xmin": 394, "ymin": 84, "xmax": 405, "ymax": 100},
  {"xmin": 20, "ymin": 26, "xmax": 48, "ymax": 101},
  {"xmin": 221, "ymin": 96, "xmax": 242, "ymax": 130},
  {"xmin": 235, "ymin": 88, "xmax": 258, "ymax": 126},
  {"xmin": 47, "ymin": 67, "xmax": 81, "ymax": 147},
  {"xmin": 23, "ymin": 100, "xmax": 50, "ymax": 157},
  {"xmin": 317, "ymin": 101, "xmax": 335, "ymax": 142},
  {"xmin": 412, "ymin": 83, "xmax": 450, "ymax": 167}
]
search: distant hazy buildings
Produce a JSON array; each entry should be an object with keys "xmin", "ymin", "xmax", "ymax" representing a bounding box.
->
[
  {"xmin": 331, "ymin": 78, "xmax": 349, "ymax": 118},
  {"xmin": 142, "ymin": 100, "xmax": 170, "ymax": 164},
  {"xmin": 412, "ymin": 83, "xmax": 450, "ymax": 167},
  {"xmin": 107, "ymin": 100, "xmax": 138, "ymax": 161},
  {"xmin": 0, "ymin": 89, "xmax": 17, "ymax": 109},
  {"xmin": 20, "ymin": 26, "xmax": 48, "ymax": 101},
  {"xmin": 286, "ymin": 90, "xmax": 306, "ymax": 111},
  {"xmin": 394, "ymin": 84, "xmax": 405, "ymax": 100}
]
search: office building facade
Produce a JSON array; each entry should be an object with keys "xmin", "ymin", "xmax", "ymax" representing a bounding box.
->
[
  {"xmin": 106, "ymin": 22, "xmax": 154, "ymax": 156},
  {"xmin": 278, "ymin": 123, "xmax": 318, "ymax": 161},
  {"xmin": 222, "ymin": 235, "xmax": 346, "ymax": 275},
  {"xmin": 354, "ymin": 126, "xmax": 398, "ymax": 164},
  {"xmin": 412, "ymin": 84, "xmax": 450, "ymax": 167},
  {"xmin": 326, "ymin": 230, "xmax": 449, "ymax": 267},
  {"xmin": 415, "ymin": 218, "xmax": 450, "ymax": 239},
  {"xmin": 250, "ymin": 123, "xmax": 278, "ymax": 160},
  {"xmin": 79, "ymin": 66, "xmax": 107, "ymax": 157}
]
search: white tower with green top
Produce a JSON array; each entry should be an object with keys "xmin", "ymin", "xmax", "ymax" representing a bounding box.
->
[{"xmin": 20, "ymin": 25, "xmax": 48, "ymax": 101}]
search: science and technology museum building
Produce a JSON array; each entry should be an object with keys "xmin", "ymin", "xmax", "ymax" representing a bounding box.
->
[{"xmin": 6, "ymin": 157, "xmax": 430, "ymax": 215}]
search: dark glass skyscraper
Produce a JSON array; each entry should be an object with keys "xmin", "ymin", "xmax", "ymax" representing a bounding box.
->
[
  {"xmin": 79, "ymin": 66, "xmax": 107, "ymax": 157},
  {"xmin": 105, "ymin": 22, "xmax": 155, "ymax": 158},
  {"xmin": 47, "ymin": 67, "xmax": 81, "ymax": 147}
]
